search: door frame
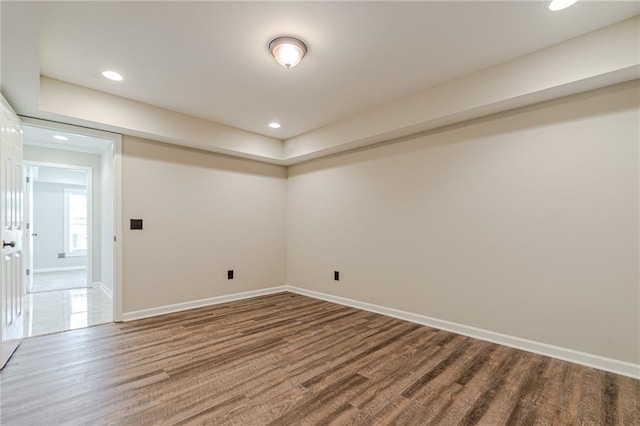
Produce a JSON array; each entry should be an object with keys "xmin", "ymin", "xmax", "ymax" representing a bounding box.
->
[
  {"xmin": 20, "ymin": 117, "xmax": 123, "ymax": 322},
  {"xmin": 24, "ymin": 161, "xmax": 93, "ymax": 288}
]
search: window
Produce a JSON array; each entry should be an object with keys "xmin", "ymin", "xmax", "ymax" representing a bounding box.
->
[{"xmin": 64, "ymin": 188, "xmax": 88, "ymax": 255}]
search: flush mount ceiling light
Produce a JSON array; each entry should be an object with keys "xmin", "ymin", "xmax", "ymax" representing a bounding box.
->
[
  {"xmin": 549, "ymin": 0, "xmax": 579, "ymax": 11},
  {"xmin": 269, "ymin": 37, "xmax": 307, "ymax": 69},
  {"xmin": 102, "ymin": 70, "xmax": 123, "ymax": 81},
  {"xmin": 53, "ymin": 135, "xmax": 69, "ymax": 141},
  {"xmin": 268, "ymin": 122, "xmax": 281, "ymax": 129}
]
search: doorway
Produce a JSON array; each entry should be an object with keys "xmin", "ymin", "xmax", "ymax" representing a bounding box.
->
[
  {"xmin": 22, "ymin": 123, "xmax": 118, "ymax": 337},
  {"xmin": 26, "ymin": 163, "xmax": 91, "ymax": 294}
]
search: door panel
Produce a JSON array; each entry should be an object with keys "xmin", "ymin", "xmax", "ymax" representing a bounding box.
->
[
  {"xmin": 24, "ymin": 166, "xmax": 34, "ymax": 293},
  {"xmin": 1, "ymin": 94, "xmax": 24, "ymax": 368}
]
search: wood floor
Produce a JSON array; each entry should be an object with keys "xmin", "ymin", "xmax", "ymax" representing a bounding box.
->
[{"xmin": 1, "ymin": 292, "xmax": 637, "ymax": 425}]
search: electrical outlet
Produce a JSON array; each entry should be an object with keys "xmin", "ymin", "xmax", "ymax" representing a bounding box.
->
[
  {"xmin": 227, "ymin": 270, "xmax": 234, "ymax": 280},
  {"xmin": 58, "ymin": 253, "xmax": 66, "ymax": 259},
  {"xmin": 334, "ymin": 271, "xmax": 340, "ymax": 281}
]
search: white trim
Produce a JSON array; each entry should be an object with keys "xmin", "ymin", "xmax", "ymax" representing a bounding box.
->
[
  {"xmin": 118, "ymin": 284, "xmax": 640, "ymax": 378},
  {"xmin": 285, "ymin": 286, "xmax": 640, "ymax": 380},
  {"xmin": 87, "ymin": 168, "xmax": 93, "ymax": 286},
  {"xmin": 113, "ymin": 136, "xmax": 123, "ymax": 322},
  {"xmin": 94, "ymin": 282, "xmax": 113, "ymax": 299},
  {"xmin": 33, "ymin": 266, "xmax": 87, "ymax": 273},
  {"xmin": 121, "ymin": 286, "xmax": 288, "ymax": 322}
]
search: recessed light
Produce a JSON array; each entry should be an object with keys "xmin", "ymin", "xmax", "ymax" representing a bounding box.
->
[
  {"xmin": 53, "ymin": 135, "xmax": 69, "ymax": 141},
  {"xmin": 102, "ymin": 70, "xmax": 123, "ymax": 81},
  {"xmin": 549, "ymin": 0, "xmax": 579, "ymax": 11},
  {"xmin": 268, "ymin": 122, "xmax": 281, "ymax": 129}
]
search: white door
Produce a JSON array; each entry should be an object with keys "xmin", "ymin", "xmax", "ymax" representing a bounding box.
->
[
  {"xmin": 24, "ymin": 166, "xmax": 34, "ymax": 293},
  {"xmin": 0, "ymin": 94, "xmax": 24, "ymax": 368}
]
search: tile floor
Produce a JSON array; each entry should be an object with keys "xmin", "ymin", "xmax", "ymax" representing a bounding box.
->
[
  {"xmin": 24, "ymin": 286, "xmax": 113, "ymax": 337},
  {"xmin": 30, "ymin": 269, "xmax": 89, "ymax": 293}
]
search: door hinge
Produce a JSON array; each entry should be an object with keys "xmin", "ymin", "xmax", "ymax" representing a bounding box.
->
[
  {"xmin": 114, "ymin": 236, "xmax": 116, "ymax": 242},
  {"xmin": 26, "ymin": 269, "xmax": 30, "ymax": 276},
  {"xmin": 26, "ymin": 222, "xmax": 29, "ymax": 230},
  {"xmin": 26, "ymin": 176, "xmax": 30, "ymax": 183}
]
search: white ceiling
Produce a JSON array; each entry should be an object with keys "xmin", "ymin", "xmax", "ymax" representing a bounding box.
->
[
  {"xmin": 23, "ymin": 125, "xmax": 112, "ymax": 155},
  {"xmin": 38, "ymin": 1, "xmax": 639, "ymax": 140}
]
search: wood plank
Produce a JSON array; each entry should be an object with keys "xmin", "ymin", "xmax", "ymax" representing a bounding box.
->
[{"xmin": 0, "ymin": 292, "xmax": 635, "ymax": 425}]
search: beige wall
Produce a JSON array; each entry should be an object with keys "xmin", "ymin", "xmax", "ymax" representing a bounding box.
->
[
  {"xmin": 287, "ymin": 81, "xmax": 640, "ymax": 364},
  {"xmin": 121, "ymin": 136, "xmax": 286, "ymax": 313},
  {"xmin": 39, "ymin": 77, "xmax": 284, "ymax": 163},
  {"xmin": 284, "ymin": 17, "xmax": 640, "ymax": 163}
]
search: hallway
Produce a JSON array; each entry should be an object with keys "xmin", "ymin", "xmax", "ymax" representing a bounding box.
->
[
  {"xmin": 21, "ymin": 127, "xmax": 117, "ymax": 338},
  {"xmin": 25, "ymin": 284, "xmax": 112, "ymax": 337},
  {"xmin": 31, "ymin": 269, "xmax": 88, "ymax": 293}
]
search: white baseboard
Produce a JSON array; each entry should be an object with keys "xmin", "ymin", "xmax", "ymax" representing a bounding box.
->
[
  {"xmin": 285, "ymin": 286, "xmax": 639, "ymax": 380},
  {"xmin": 93, "ymin": 282, "xmax": 113, "ymax": 299},
  {"xmin": 121, "ymin": 286, "xmax": 288, "ymax": 322},
  {"xmin": 118, "ymin": 284, "xmax": 639, "ymax": 379},
  {"xmin": 33, "ymin": 266, "xmax": 87, "ymax": 273}
]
